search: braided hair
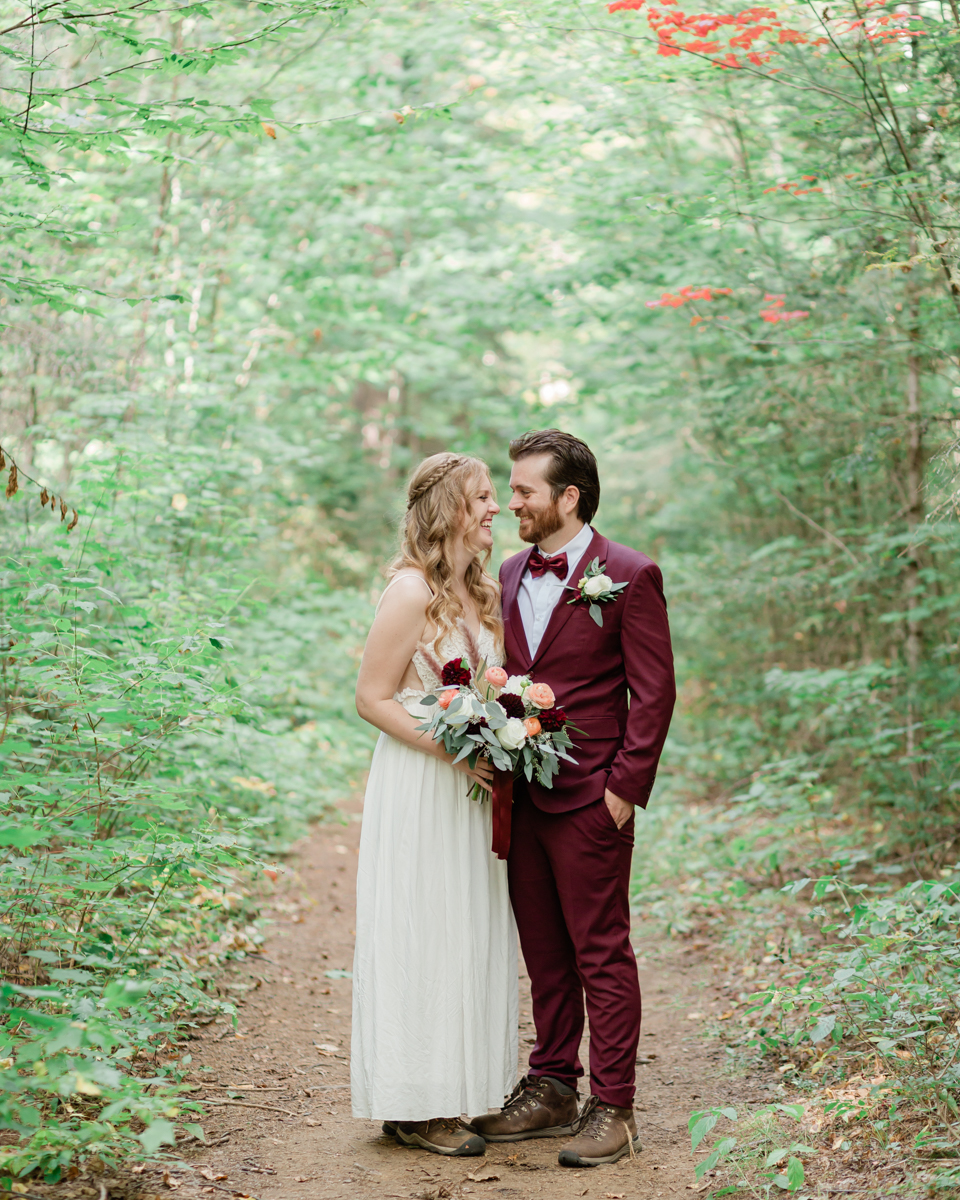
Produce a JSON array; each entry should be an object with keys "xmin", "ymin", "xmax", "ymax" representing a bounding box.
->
[
  {"xmin": 389, "ymin": 452, "xmax": 503, "ymax": 655},
  {"xmin": 406, "ymin": 454, "xmax": 466, "ymax": 509}
]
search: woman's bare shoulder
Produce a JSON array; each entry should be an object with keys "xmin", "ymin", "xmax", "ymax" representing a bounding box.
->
[{"xmin": 375, "ymin": 572, "xmax": 433, "ymax": 619}]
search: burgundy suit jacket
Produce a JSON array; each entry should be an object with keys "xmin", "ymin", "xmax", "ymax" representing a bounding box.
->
[{"xmin": 499, "ymin": 529, "xmax": 675, "ymax": 813}]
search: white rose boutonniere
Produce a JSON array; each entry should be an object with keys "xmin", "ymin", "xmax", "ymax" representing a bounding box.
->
[
  {"xmin": 567, "ymin": 557, "xmax": 628, "ymax": 627},
  {"xmin": 582, "ymin": 573, "xmax": 613, "ymax": 598}
]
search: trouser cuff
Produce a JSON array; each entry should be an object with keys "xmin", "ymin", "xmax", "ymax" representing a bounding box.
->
[
  {"xmin": 591, "ymin": 1086, "xmax": 635, "ymax": 1108},
  {"xmin": 530, "ymin": 1069, "xmax": 580, "ymax": 1092}
]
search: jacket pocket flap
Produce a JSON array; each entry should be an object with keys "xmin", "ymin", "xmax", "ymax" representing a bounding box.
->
[{"xmin": 571, "ymin": 716, "xmax": 622, "ymax": 739}]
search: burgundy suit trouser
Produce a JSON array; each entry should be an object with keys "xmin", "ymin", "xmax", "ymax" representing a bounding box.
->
[{"xmin": 507, "ymin": 790, "xmax": 641, "ymax": 1109}]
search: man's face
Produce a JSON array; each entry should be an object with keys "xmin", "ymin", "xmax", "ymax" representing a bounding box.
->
[{"xmin": 508, "ymin": 453, "xmax": 565, "ymax": 545}]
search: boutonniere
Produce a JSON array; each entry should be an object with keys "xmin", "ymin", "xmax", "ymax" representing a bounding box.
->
[{"xmin": 566, "ymin": 557, "xmax": 628, "ymax": 627}]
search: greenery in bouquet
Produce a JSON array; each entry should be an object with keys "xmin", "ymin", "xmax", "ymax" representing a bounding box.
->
[
  {"xmin": 415, "ymin": 624, "xmax": 578, "ymax": 798},
  {"xmin": 492, "ymin": 673, "xmax": 580, "ymax": 788}
]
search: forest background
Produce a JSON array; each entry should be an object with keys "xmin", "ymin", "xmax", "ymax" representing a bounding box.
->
[{"xmin": 2, "ymin": 0, "xmax": 960, "ymax": 1192}]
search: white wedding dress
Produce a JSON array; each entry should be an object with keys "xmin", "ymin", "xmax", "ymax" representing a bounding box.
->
[{"xmin": 351, "ymin": 581, "xmax": 518, "ymax": 1121}]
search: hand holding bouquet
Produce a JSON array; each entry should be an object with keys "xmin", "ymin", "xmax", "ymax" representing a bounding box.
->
[{"xmin": 416, "ymin": 628, "xmax": 577, "ymax": 800}]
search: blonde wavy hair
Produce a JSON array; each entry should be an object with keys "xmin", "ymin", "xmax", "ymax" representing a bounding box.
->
[{"xmin": 389, "ymin": 452, "xmax": 503, "ymax": 654}]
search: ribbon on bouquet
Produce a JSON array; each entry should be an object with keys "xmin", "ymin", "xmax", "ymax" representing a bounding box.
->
[{"xmin": 491, "ymin": 767, "xmax": 514, "ymax": 860}]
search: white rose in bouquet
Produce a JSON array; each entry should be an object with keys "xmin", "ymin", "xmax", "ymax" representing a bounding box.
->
[
  {"xmin": 446, "ymin": 693, "xmax": 483, "ymax": 725},
  {"xmin": 502, "ymin": 674, "xmax": 530, "ymax": 696},
  {"xmin": 582, "ymin": 573, "xmax": 613, "ymax": 598},
  {"xmin": 496, "ymin": 718, "xmax": 528, "ymax": 750}
]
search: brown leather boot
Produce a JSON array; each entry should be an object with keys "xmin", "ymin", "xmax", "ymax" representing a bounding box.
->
[
  {"xmin": 468, "ymin": 1075, "xmax": 579, "ymax": 1142},
  {"xmin": 558, "ymin": 1095, "xmax": 641, "ymax": 1167},
  {"xmin": 395, "ymin": 1118, "xmax": 485, "ymax": 1156}
]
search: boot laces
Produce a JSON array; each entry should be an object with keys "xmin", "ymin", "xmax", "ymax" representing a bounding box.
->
[
  {"xmin": 574, "ymin": 1095, "xmax": 615, "ymax": 1141},
  {"xmin": 501, "ymin": 1074, "xmax": 549, "ymax": 1116},
  {"xmin": 432, "ymin": 1117, "xmax": 464, "ymax": 1134}
]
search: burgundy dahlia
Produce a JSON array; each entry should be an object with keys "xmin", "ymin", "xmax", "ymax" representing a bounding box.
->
[
  {"xmin": 441, "ymin": 657, "xmax": 472, "ymax": 687},
  {"xmin": 497, "ymin": 692, "xmax": 525, "ymax": 720},
  {"xmin": 538, "ymin": 706, "xmax": 567, "ymax": 732}
]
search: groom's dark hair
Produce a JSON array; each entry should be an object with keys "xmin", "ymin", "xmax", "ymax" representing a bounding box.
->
[{"xmin": 509, "ymin": 429, "xmax": 600, "ymax": 524}]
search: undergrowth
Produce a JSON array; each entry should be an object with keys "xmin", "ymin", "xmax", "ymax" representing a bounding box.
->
[
  {"xmin": 634, "ymin": 666, "xmax": 960, "ymax": 1198},
  {"xmin": 0, "ymin": 497, "xmax": 374, "ymax": 1180}
]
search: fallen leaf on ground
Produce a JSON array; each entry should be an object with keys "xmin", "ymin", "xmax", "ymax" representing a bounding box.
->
[
  {"xmin": 305, "ymin": 1117, "xmax": 322, "ymax": 1126},
  {"xmin": 686, "ymin": 1011, "xmax": 704, "ymax": 1020},
  {"xmin": 719, "ymin": 1010, "xmax": 734, "ymax": 1019},
  {"xmin": 605, "ymin": 1193, "xmax": 625, "ymax": 1198},
  {"xmin": 295, "ymin": 1177, "xmax": 317, "ymax": 1183},
  {"xmin": 162, "ymin": 1172, "xmax": 181, "ymax": 1188},
  {"xmin": 199, "ymin": 1169, "xmax": 228, "ymax": 1181},
  {"xmin": 466, "ymin": 1170, "xmax": 500, "ymax": 1182}
]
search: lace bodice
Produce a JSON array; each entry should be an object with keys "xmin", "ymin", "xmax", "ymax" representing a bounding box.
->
[
  {"xmin": 403, "ymin": 626, "xmax": 502, "ymax": 700},
  {"xmin": 376, "ymin": 571, "xmax": 503, "ymax": 708},
  {"xmin": 395, "ymin": 626, "xmax": 502, "ymax": 707}
]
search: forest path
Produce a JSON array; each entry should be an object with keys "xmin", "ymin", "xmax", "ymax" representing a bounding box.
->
[{"xmin": 170, "ymin": 803, "xmax": 776, "ymax": 1200}]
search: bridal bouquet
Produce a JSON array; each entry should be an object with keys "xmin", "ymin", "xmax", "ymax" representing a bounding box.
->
[{"xmin": 415, "ymin": 624, "xmax": 578, "ymax": 800}]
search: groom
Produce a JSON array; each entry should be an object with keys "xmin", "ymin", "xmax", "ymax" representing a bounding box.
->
[{"xmin": 470, "ymin": 430, "xmax": 675, "ymax": 1166}]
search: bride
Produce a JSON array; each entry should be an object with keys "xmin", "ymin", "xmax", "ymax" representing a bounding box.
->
[{"xmin": 351, "ymin": 452, "xmax": 518, "ymax": 1157}]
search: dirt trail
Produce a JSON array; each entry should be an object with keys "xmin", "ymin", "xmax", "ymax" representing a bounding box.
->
[{"xmin": 162, "ymin": 802, "xmax": 777, "ymax": 1200}]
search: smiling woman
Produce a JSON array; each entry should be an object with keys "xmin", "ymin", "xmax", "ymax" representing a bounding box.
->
[
  {"xmin": 388, "ymin": 453, "xmax": 503, "ymax": 658},
  {"xmin": 350, "ymin": 453, "xmax": 517, "ymax": 1157}
]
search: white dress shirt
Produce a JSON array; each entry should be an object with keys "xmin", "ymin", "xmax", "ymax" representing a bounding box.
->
[{"xmin": 517, "ymin": 523, "xmax": 594, "ymax": 658}]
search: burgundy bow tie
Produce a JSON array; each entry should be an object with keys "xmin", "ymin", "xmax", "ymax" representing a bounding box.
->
[{"xmin": 528, "ymin": 548, "xmax": 568, "ymax": 580}]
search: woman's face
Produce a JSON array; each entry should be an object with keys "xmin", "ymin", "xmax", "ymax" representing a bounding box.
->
[{"xmin": 461, "ymin": 474, "xmax": 500, "ymax": 553}]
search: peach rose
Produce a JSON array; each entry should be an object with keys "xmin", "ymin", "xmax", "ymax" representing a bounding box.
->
[
  {"xmin": 484, "ymin": 666, "xmax": 508, "ymax": 689},
  {"xmin": 523, "ymin": 717, "xmax": 542, "ymax": 737},
  {"xmin": 526, "ymin": 682, "xmax": 556, "ymax": 709},
  {"xmin": 438, "ymin": 689, "xmax": 458, "ymax": 709}
]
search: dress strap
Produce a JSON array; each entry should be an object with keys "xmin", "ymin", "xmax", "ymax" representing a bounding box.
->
[{"xmin": 375, "ymin": 571, "xmax": 434, "ymax": 615}]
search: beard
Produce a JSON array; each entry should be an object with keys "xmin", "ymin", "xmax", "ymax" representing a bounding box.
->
[{"xmin": 517, "ymin": 500, "xmax": 564, "ymax": 545}]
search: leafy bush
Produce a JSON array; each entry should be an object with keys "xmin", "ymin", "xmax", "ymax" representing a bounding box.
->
[{"xmin": 0, "ymin": 491, "xmax": 374, "ymax": 1176}]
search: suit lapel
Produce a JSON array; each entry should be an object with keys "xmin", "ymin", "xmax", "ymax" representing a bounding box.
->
[
  {"xmin": 502, "ymin": 549, "xmax": 533, "ymax": 668},
  {"xmin": 530, "ymin": 529, "xmax": 608, "ymax": 670}
]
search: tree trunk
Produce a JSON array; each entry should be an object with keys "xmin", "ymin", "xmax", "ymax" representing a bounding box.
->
[{"xmin": 903, "ymin": 257, "xmax": 924, "ymax": 770}]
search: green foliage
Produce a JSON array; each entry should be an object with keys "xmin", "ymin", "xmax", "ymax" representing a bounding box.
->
[
  {"xmin": 0, "ymin": 485, "xmax": 372, "ymax": 1172},
  {"xmin": 745, "ymin": 876, "xmax": 960, "ymax": 1111},
  {"xmin": 2, "ymin": 0, "xmax": 960, "ymax": 1181},
  {"xmin": 690, "ymin": 1104, "xmax": 814, "ymax": 1193}
]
